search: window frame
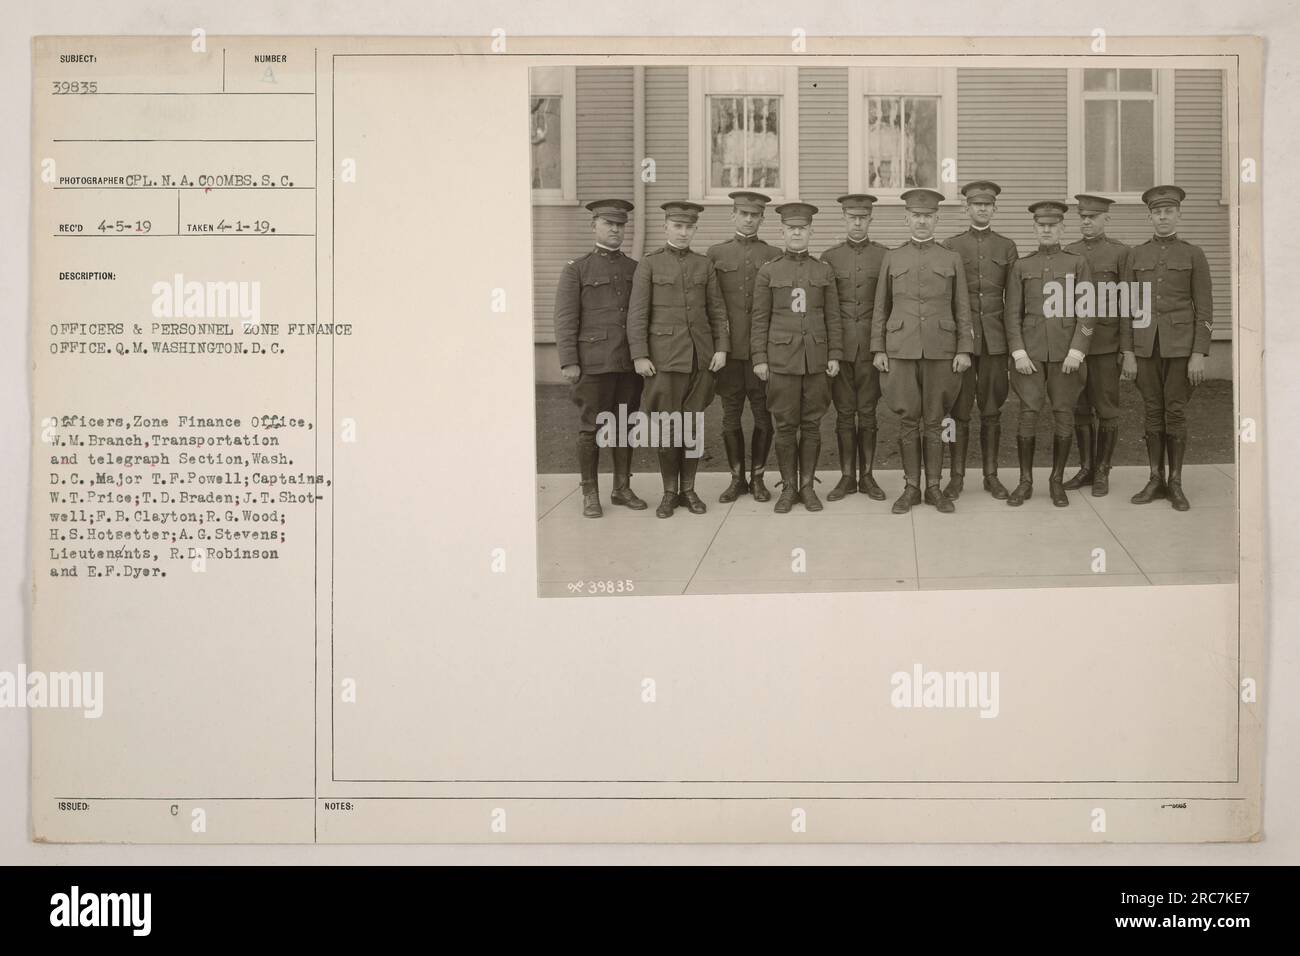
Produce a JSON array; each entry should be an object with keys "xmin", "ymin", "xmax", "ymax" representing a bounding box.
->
[
  {"xmin": 1067, "ymin": 67, "xmax": 1175, "ymax": 204},
  {"xmin": 687, "ymin": 66, "xmax": 800, "ymax": 204},
  {"xmin": 846, "ymin": 67, "xmax": 959, "ymax": 205},
  {"xmin": 529, "ymin": 66, "xmax": 577, "ymax": 205}
]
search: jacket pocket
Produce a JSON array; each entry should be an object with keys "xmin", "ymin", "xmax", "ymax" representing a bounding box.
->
[
  {"xmin": 938, "ymin": 316, "xmax": 957, "ymax": 332},
  {"xmin": 886, "ymin": 315, "xmax": 904, "ymax": 332},
  {"xmin": 579, "ymin": 328, "xmax": 608, "ymax": 343}
]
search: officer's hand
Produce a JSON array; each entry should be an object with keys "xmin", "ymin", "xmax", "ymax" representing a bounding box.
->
[
  {"xmin": 826, "ymin": 360, "xmax": 840, "ymax": 378},
  {"xmin": 1120, "ymin": 351, "xmax": 1137, "ymax": 382},
  {"xmin": 753, "ymin": 362, "xmax": 769, "ymax": 382},
  {"xmin": 873, "ymin": 352, "xmax": 890, "ymax": 373},
  {"xmin": 634, "ymin": 357, "xmax": 656, "ymax": 378},
  {"xmin": 709, "ymin": 351, "xmax": 727, "ymax": 373},
  {"xmin": 1062, "ymin": 354, "xmax": 1082, "ymax": 374},
  {"xmin": 1014, "ymin": 355, "xmax": 1037, "ymax": 375},
  {"xmin": 560, "ymin": 364, "xmax": 581, "ymax": 384},
  {"xmin": 953, "ymin": 353, "xmax": 972, "ymax": 374},
  {"xmin": 1187, "ymin": 353, "xmax": 1207, "ymax": 386}
]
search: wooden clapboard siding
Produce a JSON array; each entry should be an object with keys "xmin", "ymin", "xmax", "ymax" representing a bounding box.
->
[
  {"xmin": 643, "ymin": 66, "xmax": 689, "ymax": 215},
  {"xmin": 798, "ymin": 66, "xmax": 849, "ymax": 255},
  {"xmin": 950, "ymin": 68, "xmax": 1069, "ymax": 253},
  {"xmin": 531, "ymin": 67, "xmax": 634, "ymax": 343},
  {"xmin": 1174, "ymin": 69, "xmax": 1231, "ymax": 338}
]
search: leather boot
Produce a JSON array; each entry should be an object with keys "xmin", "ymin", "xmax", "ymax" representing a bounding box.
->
[
  {"xmin": 923, "ymin": 437, "xmax": 955, "ymax": 513},
  {"xmin": 1049, "ymin": 434, "xmax": 1071, "ymax": 507},
  {"xmin": 1062, "ymin": 422, "xmax": 1095, "ymax": 490},
  {"xmin": 799, "ymin": 433, "xmax": 823, "ymax": 512},
  {"xmin": 655, "ymin": 448, "xmax": 679, "ymax": 518},
  {"xmin": 827, "ymin": 427, "xmax": 857, "ymax": 501},
  {"xmin": 1130, "ymin": 432, "xmax": 1167, "ymax": 504},
  {"xmin": 857, "ymin": 427, "xmax": 886, "ymax": 500},
  {"xmin": 981, "ymin": 420, "xmax": 1009, "ymax": 499},
  {"xmin": 677, "ymin": 449, "xmax": 707, "ymax": 514},
  {"xmin": 1007, "ymin": 436, "xmax": 1035, "ymax": 506},
  {"xmin": 578, "ymin": 433, "xmax": 602, "ymax": 518},
  {"xmin": 942, "ymin": 422, "xmax": 968, "ymax": 500},
  {"xmin": 891, "ymin": 437, "xmax": 923, "ymax": 514},
  {"xmin": 610, "ymin": 446, "xmax": 646, "ymax": 510},
  {"xmin": 718, "ymin": 429, "xmax": 749, "ymax": 502},
  {"xmin": 773, "ymin": 437, "xmax": 800, "ymax": 514},
  {"xmin": 750, "ymin": 426, "xmax": 773, "ymax": 502},
  {"xmin": 1166, "ymin": 434, "xmax": 1190, "ymax": 511},
  {"xmin": 1091, "ymin": 426, "xmax": 1117, "ymax": 497}
]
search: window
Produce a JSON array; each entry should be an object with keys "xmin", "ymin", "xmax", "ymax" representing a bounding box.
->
[
  {"xmin": 848, "ymin": 68, "xmax": 958, "ymax": 201},
  {"xmin": 529, "ymin": 67, "xmax": 576, "ymax": 203},
  {"xmin": 688, "ymin": 67, "xmax": 799, "ymax": 201},
  {"xmin": 1068, "ymin": 68, "xmax": 1174, "ymax": 201}
]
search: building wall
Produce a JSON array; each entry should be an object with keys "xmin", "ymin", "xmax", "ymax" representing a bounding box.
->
[{"xmin": 534, "ymin": 66, "xmax": 1233, "ymax": 381}]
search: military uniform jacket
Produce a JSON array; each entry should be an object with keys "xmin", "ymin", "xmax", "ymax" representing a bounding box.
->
[
  {"xmin": 750, "ymin": 250, "xmax": 844, "ymax": 374},
  {"xmin": 553, "ymin": 246, "xmax": 638, "ymax": 373},
  {"xmin": 941, "ymin": 227, "xmax": 1019, "ymax": 356},
  {"xmin": 869, "ymin": 239, "xmax": 974, "ymax": 360},
  {"xmin": 627, "ymin": 244, "xmax": 729, "ymax": 373},
  {"xmin": 1064, "ymin": 235, "xmax": 1130, "ymax": 354},
  {"xmin": 821, "ymin": 238, "xmax": 888, "ymax": 364},
  {"xmin": 1004, "ymin": 245, "xmax": 1095, "ymax": 363},
  {"xmin": 1120, "ymin": 234, "xmax": 1214, "ymax": 358},
  {"xmin": 707, "ymin": 234, "xmax": 782, "ymax": 361}
]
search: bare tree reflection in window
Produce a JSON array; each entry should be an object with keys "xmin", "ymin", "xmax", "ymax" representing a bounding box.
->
[{"xmin": 530, "ymin": 95, "xmax": 562, "ymax": 190}]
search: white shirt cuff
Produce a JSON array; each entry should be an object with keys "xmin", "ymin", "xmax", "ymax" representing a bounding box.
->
[
  {"xmin": 1011, "ymin": 349, "xmax": 1028, "ymax": 361},
  {"xmin": 1067, "ymin": 348, "xmax": 1085, "ymax": 363}
]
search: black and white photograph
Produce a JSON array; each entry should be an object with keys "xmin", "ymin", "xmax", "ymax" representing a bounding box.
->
[{"xmin": 532, "ymin": 63, "xmax": 1238, "ymax": 596}]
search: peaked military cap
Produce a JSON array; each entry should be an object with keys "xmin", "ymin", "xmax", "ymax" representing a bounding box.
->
[
  {"xmin": 836, "ymin": 193, "xmax": 878, "ymax": 213},
  {"xmin": 661, "ymin": 200, "xmax": 705, "ymax": 223},
  {"xmin": 774, "ymin": 201, "xmax": 818, "ymax": 226},
  {"xmin": 1141, "ymin": 185, "xmax": 1186, "ymax": 209},
  {"xmin": 961, "ymin": 181, "xmax": 1002, "ymax": 202},
  {"xmin": 1073, "ymin": 194, "xmax": 1116, "ymax": 215},
  {"xmin": 585, "ymin": 198, "xmax": 634, "ymax": 223},
  {"xmin": 1028, "ymin": 200, "xmax": 1069, "ymax": 223},
  {"xmin": 900, "ymin": 188, "xmax": 945, "ymax": 212},
  {"xmin": 728, "ymin": 190, "xmax": 772, "ymax": 213}
]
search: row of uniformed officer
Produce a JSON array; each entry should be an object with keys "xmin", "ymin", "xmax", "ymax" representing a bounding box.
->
[{"xmin": 553, "ymin": 185, "xmax": 1213, "ymax": 517}]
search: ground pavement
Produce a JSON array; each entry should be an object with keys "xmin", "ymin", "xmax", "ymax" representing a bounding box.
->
[{"xmin": 536, "ymin": 464, "xmax": 1238, "ymax": 596}]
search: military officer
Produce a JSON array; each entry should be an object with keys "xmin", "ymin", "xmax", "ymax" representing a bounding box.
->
[
  {"xmin": 707, "ymin": 191, "xmax": 783, "ymax": 503},
  {"xmin": 751, "ymin": 202, "xmax": 843, "ymax": 514},
  {"xmin": 1121, "ymin": 185, "xmax": 1214, "ymax": 512},
  {"xmin": 940, "ymin": 180, "xmax": 1019, "ymax": 500},
  {"xmin": 820, "ymin": 194, "xmax": 889, "ymax": 502},
  {"xmin": 627, "ymin": 201, "xmax": 729, "ymax": 519},
  {"xmin": 554, "ymin": 198, "xmax": 646, "ymax": 518},
  {"xmin": 872, "ymin": 188, "xmax": 973, "ymax": 515},
  {"xmin": 1062, "ymin": 194, "xmax": 1131, "ymax": 497},
  {"xmin": 1003, "ymin": 200, "xmax": 1095, "ymax": 508}
]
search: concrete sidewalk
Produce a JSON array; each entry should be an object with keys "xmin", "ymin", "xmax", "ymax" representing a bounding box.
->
[{"xmin": 537, "ymin": 464, "xmax": 1238, "ymax": 596}]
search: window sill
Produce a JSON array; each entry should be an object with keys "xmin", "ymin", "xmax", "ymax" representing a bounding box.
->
[{"xmin": 532, "ymin": 195, "xmax": 580, "ymax": 207}]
